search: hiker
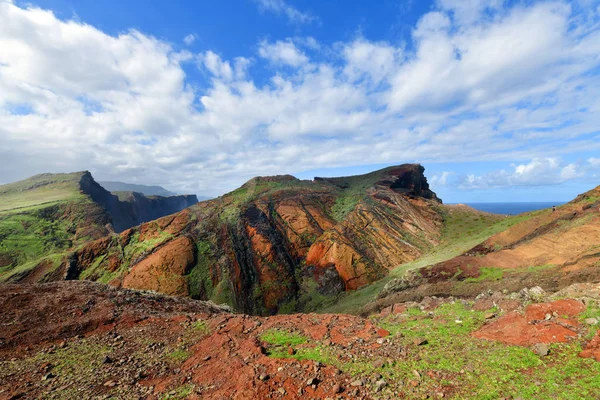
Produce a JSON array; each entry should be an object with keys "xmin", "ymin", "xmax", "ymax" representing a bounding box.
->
[{"xmin": 552, "ymin": 205, "xmax": 556, "ymax": 212}]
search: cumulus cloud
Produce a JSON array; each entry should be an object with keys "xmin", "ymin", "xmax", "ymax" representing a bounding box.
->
[
  {"xmin": 197, "ymin": 51, "xmax": 250, "ymax": 81},
  {"xmin": 343, "ymin": 38, "xmax": 403, "ymax": 84},
  {"xmin": 258, "ymin": 39, "xmax": 309, "ymax": 67},
  {"xmin": 253, "ymin": 0, "xmax": 317, "ymax": 24},
  {"xmin": 459, "ymin": 158, "xmax": 584, "ymax": 189},
  {"xmin": 1, "ymin": 1, "xmax": 600, "ymax": 196},
  {"xmin": 429, "ymin": 171, "xmax": 454, "ymax": 188}
]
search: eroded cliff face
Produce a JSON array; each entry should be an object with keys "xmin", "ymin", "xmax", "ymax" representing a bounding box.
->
[
  {"xmin": 55, "ymin": 164, "xmax": 444, "ymax": 315},
  {"xmin": 80, "ymin": 172, "xmax": 198, "ymax": 232}
]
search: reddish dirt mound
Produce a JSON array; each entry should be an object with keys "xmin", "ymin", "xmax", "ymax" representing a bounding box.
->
[
  {"xmin": 579, "ymin": 331, "xmax": 600, "ymax": 362},
  {"xmin": 472, "ymin": 300, "xmax": 585, "ymax": 346},
  {"xmin": 0, "ymin": 281, "xmax": 225, "ymax": 351},
  {"xmin": 0, "ymin": 282, "xmax": 381, "ymax": 399},
  {"xmin": 146, "ymin": 313, "xmax": 379, "ymax": 399}
]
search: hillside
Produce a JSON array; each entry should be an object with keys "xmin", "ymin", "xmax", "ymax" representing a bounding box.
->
[
  {"xmin": 50, "ymin": 164, "xmax": 447, "ymax": 315},
  {"xmin": 0, "ymin": 172, "xmax": 197, "ymax": 283},
  {"xmin": 1, "ymin": 280, "xmax": 599, "ymax": 399},
  {"xmin": 373, "ymin": 185, "xmax": 600, "ymax": 311}
]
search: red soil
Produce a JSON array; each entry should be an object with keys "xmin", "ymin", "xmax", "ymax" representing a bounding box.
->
[{"xmin": 472, "ymin": 300, "xmax": 585, "ymax": 346}]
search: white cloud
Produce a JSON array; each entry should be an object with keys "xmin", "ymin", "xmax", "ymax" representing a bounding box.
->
[
  {"xmin": 430, "ymin": 171, "xmax": 453, "ymax": 187},
  {"xmin": 197, "ymin": 51, "xmax": 251, "ymax": 81},
  {"xmin": 254, "ymin": 0, "xmax": 317, "ymax": 24},
  {"xmin": 1, "ymin": 1, "xmax": 600, "ymax": 197},
  {"xmin": 459, "ymin": 158, "xmax": 584, "ymax": 189},
  {"xmin": 258, "ymin": 39, "xmax": 309, "ymax": 67},
  {"xmin": 183, "ymin": 33, "xmax": 197, "ymax": 46},
  {"xmin": 389, "ymin": 2, "xmax": 574, "ymax": 113},
  {"xmin": 343, "ymin": 38, "xmax": 403, "ymax": 83},
  {"xmin": 198, "ymin": 51, "xmax": 234, "ymax": 81},
  {"xmin": 590, "ymin": 157, "xmax": 600, "ymax": 167}
]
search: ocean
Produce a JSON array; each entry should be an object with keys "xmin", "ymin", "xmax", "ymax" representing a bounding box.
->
[{"xmin": 460, "ymin": 202, "xmax": 566, "ymax": 215}]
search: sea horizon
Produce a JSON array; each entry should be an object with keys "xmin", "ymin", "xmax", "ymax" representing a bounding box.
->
[{"xmin": 456, "ymin": 202, "xmax": 567, "ymax": 215}]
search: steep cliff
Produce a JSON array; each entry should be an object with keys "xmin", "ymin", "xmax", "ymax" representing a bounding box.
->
[
  {"xmin": 0, "ymin": 171, "xmax": 197, "ymax": 283},
  {"xmin": 79, "ymin": 172, "xmax": 198, "ymax": 232},
  {"xmin": 62, "ymin": 164, "xmax": 444, "ymax": 315}
]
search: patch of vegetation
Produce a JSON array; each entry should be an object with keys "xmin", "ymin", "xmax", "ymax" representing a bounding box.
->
[
  {"xmin": 296, "ymin": 273, "xmax": 337, "ymax": 312},
  {"xmin": 160, "ymin": 385, "xmax": 195, "ymax": 400},
  {"xmin": 0, "ymin": 252, "xmax": 66, "ymax": 282},
  {"xmin": 79, "ymin": 254, "xmax": 107, "ymax": 280},
  {"xmin": 190, "ymin": 320, "xmax": 209, "ymax": 334},
  {"xmin": 261, "ymin": 328, "xmax": 335, "ymax": 364},
  {"xmin": 367, "ymin": 302, "xmax": 600, "ymax": 399},
  {"xmin": 187, "ymin": 240, "xmax": 215, "ymax": 299},
  {"xmin": 210, "ymin": 274, "xmax": 234, "ymax": 306},
  {"xmin": 555, "ymin": 213, "xmax": 594, "ymax": 233},
  {"xmin": 266, "ymin": 345, "xmax": 335, "ymax": 364},
  {"xmin": 260, "ymin": 329, "xmax": 308, "ymax": 346},
  {"xmin": 35, "ymin": 341, "xmax": 111, "ymax": 375},
  {"xmin": 520, "ymin": 264, "xmax": 556, "ymax": 273},
  {"xmin": 166, "ymin": 349, "xmax": 190, "ymax": 363},
  {"xmin": 0, "ymin": 211, "xmax": 72, "ymax": 269},
  {"xmin": 325, "ymin": 169, "xmax": 389, "ymax": 222},
  {"xmin": 464, "ymin": 267, "xmax": 504, "ymax": 283},
  {"xmin": 123, "ymin": 230, "xmax": 173, "ymax": 263}
]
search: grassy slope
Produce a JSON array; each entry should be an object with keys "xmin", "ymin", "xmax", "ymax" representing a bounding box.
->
[
  {"xmin": 0, "ymin": 172, "xmax": 86, "ymax": 213},
  {"xmin": 0, "ymin": 172, "xmax": 98, "ymax": 281},
  {"xmin": 264, "ymin": 301, "xmax": 600, "ymax": 399},
  {"xmin": 321, "ymin": 167, "xmax": 393, "ymax": 221},
  {"xmin": 318, "ymin": 205, "xmax": 535, "ymax": 314}
]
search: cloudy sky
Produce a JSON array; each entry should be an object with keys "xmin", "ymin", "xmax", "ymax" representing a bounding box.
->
[{"xmin": 1, "ymin": 0, "xmax": 600, "ymax": 202}]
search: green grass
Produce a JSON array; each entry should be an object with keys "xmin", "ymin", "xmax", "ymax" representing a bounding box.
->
[
  {"xmin": 166, "ymin": 349, "xmax": 190, "ymax": 363},
  {"xmin": 187, "ymin": 240, "xmax": 215, "ymax": 300},
  {"xmin": 260, "ymin": 329, "xmax": 308, "ymax": 346},
  {"xmin": 324, "ymin": 168, "xmax": 390, "ymax": 221},
  {"xmin": 0, "ymin": 172, "xmax": 86, "ymax": 213},
  {"xmin": 371, "ymin": 302, "xmax": 600, "ymax": 399},
  {"xmin": 260, "ymin": 301, "xmax": 600, "ymax": 398},
  {"xmin": 464, "ymin": 267, "xmax": 504, "ymax": 283},
  {"xmin": 160, "ymin": 385, "xmax": 195, "ymax": 400},
  {"xmin": 0, "ymin": 172, "xmax": 113, "ymax": 282},
  {"xmin": 123, "ymin": 230, "xmax": 173, "ymax": 263}
]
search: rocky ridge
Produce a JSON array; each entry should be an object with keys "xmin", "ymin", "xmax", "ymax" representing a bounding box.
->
[{"xmin": 58, "ymin": 164, "xmax": 444, "ymax": 314}]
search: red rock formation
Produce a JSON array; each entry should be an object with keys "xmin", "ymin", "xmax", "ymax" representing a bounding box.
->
[
  {"xmin": 122, "ymin": 237, "xmax": 196, "ymax": 296},
  {"xmin": 31, "ymin": 165, "xmax": 444, "ymax": 315},
  {"xmin": 472, "ymin": 300, "xmax": 585, "ymax": 346}
]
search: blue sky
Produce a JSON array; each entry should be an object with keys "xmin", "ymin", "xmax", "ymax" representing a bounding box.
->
[{"xmin": 1, "ymin": 0, "xmax": 600, "ymax": 202}]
